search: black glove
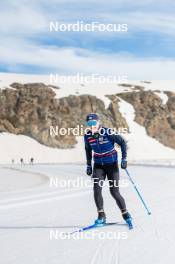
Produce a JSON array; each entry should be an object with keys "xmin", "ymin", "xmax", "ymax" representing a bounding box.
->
[
  {"xmin": 121, "ymin": 159, "xmax": 127, "ymax": 169},
  {"xmin": 86, "ymin": 165, "xmax": 92, "ymax": 176}
]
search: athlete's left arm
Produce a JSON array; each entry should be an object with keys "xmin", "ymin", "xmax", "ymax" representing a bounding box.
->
[{"xmin": 108, "ymin": 133, "xmax": 127, "ymax": 159}]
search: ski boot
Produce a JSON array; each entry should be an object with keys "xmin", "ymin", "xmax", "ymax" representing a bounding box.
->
[
  {"xmin": 95, "ymin": 210, "xmax": 106, "ymax": 226},
  {"xmin": 122, "ymin": 212, "xmax": 133, "ymax": 229}
]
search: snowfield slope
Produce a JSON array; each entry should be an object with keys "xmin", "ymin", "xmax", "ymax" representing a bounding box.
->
[{"xmin": 0, "ymin": 164, "xmax": 174, "ymax": 264}]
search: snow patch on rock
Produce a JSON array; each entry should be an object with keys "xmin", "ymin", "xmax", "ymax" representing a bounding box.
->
[
  {"xmin": 155, "ymin": 91, "xmax": 169, "ymax": 104},
  {"xmin": 118, "ymin": 98, "xmax": 175, "ymax": 162}
]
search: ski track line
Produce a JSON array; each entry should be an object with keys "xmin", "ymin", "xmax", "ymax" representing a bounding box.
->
[
  {"xmin": 0, "ymin": 186, "xmax": 91, "ymax": 204},
  {"xmin": 0, "ymin": 165, "xmax": 92, "ymax": 208},
  {"xmin": 90, "ymin": 238, "xmax": 120, "ymax": 264},
  {"xmin": 89, "ymin": 226, "xmax": 123, "ymax": 264},
  {"xmin": 90, "ymin": 239, "xmax": 106, "ymax": 264},
  {"xmin": 3, "ymin": 165, "xmax": 84, "ymax": 179},
  {"xmin": 149, "ymin": 215, "xmax": 161, "ymax": 239},
  {"xmin": 113, "ymin": 239, "xmax": 120, "ymax": 264},
  {"xmin": 138, "ymin": 215, "xmax": 160, "ymax": 239},
  {"xmin": 135, "ymin": 221, "xmax": 144, "ymax": 232},
  {"xmin": 2, "ymin": 166, "xmax": 49, "ymax": 182},
  {"xmin": 107, "ymin": 238, "xmax": 120, "ymax": 264},
  {"xmin": 0, "ymin": 189, "xmax": 91, "ymax": 209}
]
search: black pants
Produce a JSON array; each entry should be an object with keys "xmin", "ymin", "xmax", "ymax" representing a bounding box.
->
[{"xmin": 92, "ymin": 162, "xmax": 126, "ymax": 212}]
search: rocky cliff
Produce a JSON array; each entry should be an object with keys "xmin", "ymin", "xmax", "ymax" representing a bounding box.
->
[
  {"xmin": 0, "ymin": 82, "xmax": 175, "ymax": 149},
  {"xmin": 118, "ymin": 90, "xmax": 175, "ymax": 149},
  {"xmin": 0, "ymin": 83, "xmax": 128, "ymax": 148}
]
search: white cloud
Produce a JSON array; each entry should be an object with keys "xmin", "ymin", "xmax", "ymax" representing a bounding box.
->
[
  {"xmin": 107, "ymin": 11, "xmax": 175, "ymax": 37},
  {"xmin": 0, "ymin": 3, "xmax": 47, "ymax": 36},
  {"xmin": 0, "ymin": 38, "xmax": 175, "ymax": 79},
  {"xmin": 1, "ymin": 0, "xmax": 175, "ymax": 37},
  {"xmin": 0, "ymin": 0, "xmax": 175, "ymax": 78}
]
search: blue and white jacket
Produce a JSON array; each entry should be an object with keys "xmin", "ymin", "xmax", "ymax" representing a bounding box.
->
[{"xmin": 84, "ymin": 127, "xmax": 127, "ymax": 165}]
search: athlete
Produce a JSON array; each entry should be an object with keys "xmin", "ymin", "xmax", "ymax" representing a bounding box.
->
[{"xmin": 84, "ymin": 113, "xmax": 132, "ymax": 227}]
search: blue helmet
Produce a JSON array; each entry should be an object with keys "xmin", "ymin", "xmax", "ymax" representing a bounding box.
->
[{"xmin": 86, "ymin": 113, "xmax": 99, "ymax": 126}]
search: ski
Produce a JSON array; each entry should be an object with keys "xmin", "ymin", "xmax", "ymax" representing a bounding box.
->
[{"xmin": 65, "ymin": 222, "xmax": 128, "ymax": 235}]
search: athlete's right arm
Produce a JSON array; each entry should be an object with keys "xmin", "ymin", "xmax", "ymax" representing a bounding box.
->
[{"xmin": 84, "ymin": 135, "xmax": 92, "ymax": 166}]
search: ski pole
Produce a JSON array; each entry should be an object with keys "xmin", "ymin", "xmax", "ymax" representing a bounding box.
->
[{"xmin": 125, "ymin": 169, "xmax": 151, "ymax": 215}]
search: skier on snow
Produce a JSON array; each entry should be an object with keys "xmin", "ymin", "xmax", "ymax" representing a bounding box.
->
[{"xmin": 84, "ymin": 113, "xmax": 132, "ymax": 227}]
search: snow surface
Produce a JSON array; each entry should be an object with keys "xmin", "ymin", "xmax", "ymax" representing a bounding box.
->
[
  {"xmin": 0, "ymin": 133, "xmax": 84, "ymax": 164},
  {"xmin": 0, "ymin": 73, "xmax": 175, "ymax": 264},
  {"xmin": 1, "ymin": 72, "xmax": 175, "ymax": 104},
  {"xmin": 0, "ymin": 130, "xmax": 175, "ymax": 165},
  {"xmin": 0, "ymin": 167, "xmax": 48, "ymax": 192},
  {"xmin": 0, "ymin": 164, "xmax": 175, "ymax": 264}
]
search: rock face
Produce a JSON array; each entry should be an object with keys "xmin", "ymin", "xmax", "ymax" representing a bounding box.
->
[
  {"xmin": 1, "ymin": 83, "xmax": 175, "ymax": 150},
  {"xmin": 0, "ymin": 83, "xmax": 128, "ymax": 148},
  {"xmin": 118, "ymin": 90, "xmax": 175, "ymax": 149},
  {"xmin": 0, "ymin": 83, "xmax": 64, "ymax": 148}
]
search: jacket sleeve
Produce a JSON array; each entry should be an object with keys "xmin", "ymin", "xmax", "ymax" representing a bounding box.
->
[
  {"xmin": 108, "ymin": 133, "xmax": 127, "ymax": 160},
  {"xmin": 84, "ymin": 136, "xmax": 92, "ymax": 166}
]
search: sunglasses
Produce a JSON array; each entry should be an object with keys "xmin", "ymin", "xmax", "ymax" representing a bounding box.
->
[{"xmin": 86, "ymin": 120, "xmax": 98, "ymax": 126}]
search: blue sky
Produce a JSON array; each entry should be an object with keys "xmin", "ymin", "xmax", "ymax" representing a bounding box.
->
[{"xmin": 0, "ymin": 0, "xmax": 175, "ymax": 79}]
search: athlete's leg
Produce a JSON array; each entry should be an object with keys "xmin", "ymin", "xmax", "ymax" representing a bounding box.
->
[
  {"xmin": 92, "ymin": 164, "xmax": 106, "ymax": 211},
  {"xmin": 106, "ymin": 163, "xmax": 127, "ymax": 212}
]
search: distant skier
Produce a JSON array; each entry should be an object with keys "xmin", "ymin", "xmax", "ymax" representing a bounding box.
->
[
  {"xmin": 20, "ymin": 158, "xmax": 24, "ymax": 165},
  {"xmin": 84, "ymin": 113, "xmax": 132, "ymax": 227},
  {"xmin": 30, "ymin": 157, "xmax": 34, "ymax": 165}
]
